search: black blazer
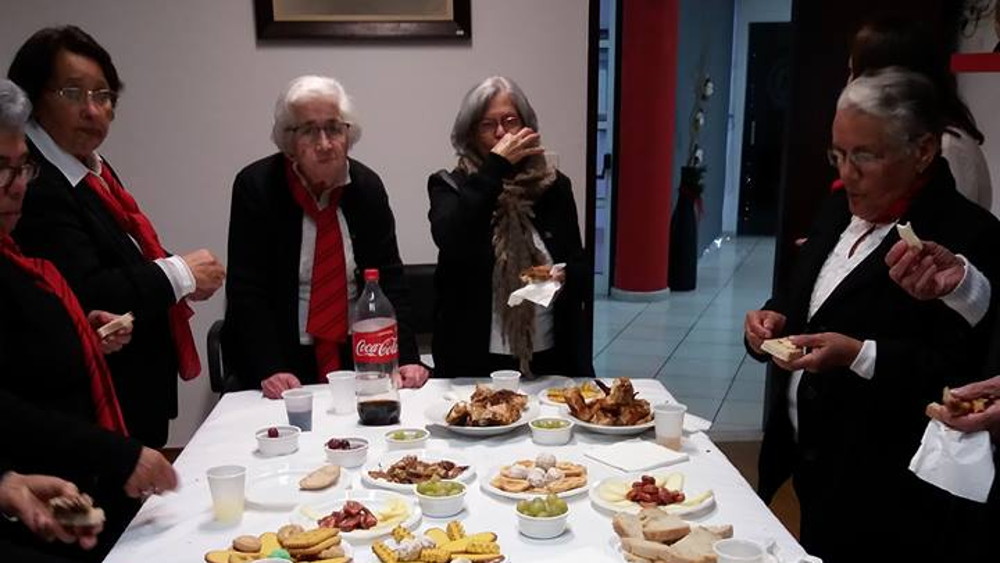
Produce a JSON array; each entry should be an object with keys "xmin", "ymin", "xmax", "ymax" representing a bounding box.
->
[
  {"xmin": 428, "ymin": 154, "xmax": 594, "ymax": 378},
  {"xmin": 752, "ymin": 159, "xmax": 1000, "ymax": 531},
  {"xmin": 13, "ymin": 142, "xmax": 179, "ymax": 447},
  {"xmin": 224, "ymin": 153, "xmax": 419, "ymax": 389}
]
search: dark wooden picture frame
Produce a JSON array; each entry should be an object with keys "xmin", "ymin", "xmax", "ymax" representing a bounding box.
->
[{"xmin": 254, "ymin": 0, "xmax": 471, "ymax": 41}]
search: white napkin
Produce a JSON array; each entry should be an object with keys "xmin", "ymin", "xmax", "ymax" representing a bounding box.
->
[
  {"xmin": 508, "ymin": 263, "xmax": 565, "ymax": 308},
  {"xmin": 584, "ymin": 439, "xmax": 689, "ymax": 472},
  {"xmin": 908, "ymin": 419, "xmax": 995, "ymax": 503}
]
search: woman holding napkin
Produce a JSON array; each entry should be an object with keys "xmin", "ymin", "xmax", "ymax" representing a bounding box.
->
[{"xmin": 428, "ymin": 76, "xmax": 592, "ymax": 379}]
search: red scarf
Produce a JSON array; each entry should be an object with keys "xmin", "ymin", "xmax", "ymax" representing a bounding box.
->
[
  {"xmin": 285, "ymin": 159, "xmax": 349, "ymax": 379},
  {"xmin": 0, "ymin": 235, "xmax": 128, "ymax": 434},
  {"xmin": 83, "ymin": 162, "xmax": 201, "ymax": 380}
]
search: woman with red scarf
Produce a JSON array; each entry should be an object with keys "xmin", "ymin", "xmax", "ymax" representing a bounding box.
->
[{"xmin": 7, "ymin": 26, "xmax": 226, "ymax": 447}]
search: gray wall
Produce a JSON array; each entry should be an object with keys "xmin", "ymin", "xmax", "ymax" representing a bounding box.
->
[
  {"xmin": 674, "ymin": 0, "xmax": 735, "ymax": 252},
  {"xmin": 0, "ymin": 0, "xmax": 590, "ymax": 446}
]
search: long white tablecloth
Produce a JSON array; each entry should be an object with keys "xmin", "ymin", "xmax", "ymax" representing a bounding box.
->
[{"xmin": 104, "ymin": 378, "xmax": 805, "ymax": 562}]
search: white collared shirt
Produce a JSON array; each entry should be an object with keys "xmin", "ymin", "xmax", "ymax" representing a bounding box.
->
[
  {"xmin": 489, "ymin": 226, "xmax": 556, "ymax": 355},
  {"xmin": 25, "ymin": 120, "xmax": 195, "ymax": 301},
  {"xmin": 295, "ymin": 164, "xmax": 357, "ymax": 345}
]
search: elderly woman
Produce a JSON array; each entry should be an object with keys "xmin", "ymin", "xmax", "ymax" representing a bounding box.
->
[
  {"xmin": 7, "ymin": 25, "xmax": 226, "ymax": 447},
  {"xmin": 0, "ymin": 79, "xmax": 176, "ymax": 563},
  {"xmin": 744, "ymin": 68, "xmax": 1000, "ymax": 562},
  {"xmin": 225, "ymin": 75, "xmax": 428, "ymax": 397},
  {"xmin": 428, "ymin": 76, "xmax": 592, "ymax": 378}
]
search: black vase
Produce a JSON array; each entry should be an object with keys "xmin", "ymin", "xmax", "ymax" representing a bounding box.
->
[{"xmin": 668, "ymin": 166, "xmax": 702, "ymax": 291}]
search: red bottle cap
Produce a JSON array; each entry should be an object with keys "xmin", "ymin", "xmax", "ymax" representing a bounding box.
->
[{"xmin": 364, "ymin": 268, "xmax": 380, "ymax": 282}]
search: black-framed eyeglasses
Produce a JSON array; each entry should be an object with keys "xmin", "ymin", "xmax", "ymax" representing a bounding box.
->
[
  {"xmin": 288, "ymin": 120, "xmax": 351, "ymax": 143},
  {"xmin": 0, "ymin": 160, "xmax": 39, "ymax": 193},
  {"xmin": 477, "ymin": 115, "xmax": 523, "ymax": 135},
  {"xmin": 52, "ymin": 87, "xmax": 119, "ymax": 108}
]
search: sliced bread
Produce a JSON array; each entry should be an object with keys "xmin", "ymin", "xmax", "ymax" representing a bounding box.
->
[
  {"xmin": 621, "ymin": 537, "xmax": 674, "ymax": 561},
  {"xmin": 612, "ymin": 512, "xmax": 645, "ymax": 539},
  {"xmin": 641, "ymin": 511, "xmax": 690, "ymax": 543}
]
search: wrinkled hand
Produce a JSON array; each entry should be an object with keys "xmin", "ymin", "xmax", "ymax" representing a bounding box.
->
[
  {"xmin": 87, "ymin": 310, "xmax": 133, "ymax": 354},
  {"xmin": 885, "ymin": 240, "xmax": 965, "ymax": 301},
  {"xmin": 0, "ymin": 472, "xmax": 101, "ymax": 549},
  {"xmin": 123, "ymin": 447, "xmax": 178, "ymax": 499},
  {"xmin": 491, "ymin": 128, "xmax": 544, "ymax": 165},
  {"xmin": 262, "ymin": 372, "xmax": 302, "ymax": 399},
  {"xmin": 744, "ymin": 309, "xmax": 787, "ymax": 355},
  {"xmin": 935, "ymin": 375, "xmax": 1000, "ymax": 439},
  {"xmin": 776, "ymin": 332, "xmax": 862, "ymax": 373},
  {"xmin": 182, "ymin": 249, "xmax": 226, "ymax": 301},
  {"xmin": 394, "ymin": 364, "xmax": 430, "ymax": 389}
]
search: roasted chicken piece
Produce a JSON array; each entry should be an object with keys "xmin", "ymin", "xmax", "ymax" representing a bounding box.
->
[
  {"xmin": 368, "ymin": 455, "xmax": 468, "ymax": 484},
  {"xmin": 565, "ymin": 378, "xmax": 652, "ymax": 426},
  {"xmin": 445, "ymin": 385, "xmax": 529, "ymax": 427}
]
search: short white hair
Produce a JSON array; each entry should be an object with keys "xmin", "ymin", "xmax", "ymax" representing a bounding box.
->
[
  {"xmin": 838, "ymin": 67, "xmax": 943, "ymax": 148},
  {"xmin": 0, "ymin": 79, "xmax": 31, "ymax": 132},
  {"xmin": 271, "ymin": 75, "xmax": 362, "ymax": 154}
]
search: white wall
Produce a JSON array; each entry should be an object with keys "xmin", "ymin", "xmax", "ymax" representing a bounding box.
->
[
  {"xmin": 721, "ymin": 0, "xmax": 792, "ymax": 233},
  {"xmin": 956, "ymin": 18, "xmax": 1000, "ymax": 217},
  {"xmin": 0, "ymin": 0, "xmax": 590, "ymax": 446}
]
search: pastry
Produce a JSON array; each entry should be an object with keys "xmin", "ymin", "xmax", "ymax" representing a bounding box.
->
[
  {"xmin": 231, "ymin": 535, "xmax": 261, "ymax": 553},
  {"xmin": 299, "ymin": 464, "xmax": 341, "ymax": 490},
  {"xmin": 49, "ymin": 494, "xmax": 105, "ymax": 527},
  {"xmin": 761, "ymin": 337, "xmax": 804, "ymax": 362}
]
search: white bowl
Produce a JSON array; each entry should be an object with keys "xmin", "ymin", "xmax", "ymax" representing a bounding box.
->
[
  {"xmin": 384, "ymin": 428, "xmax": 430, "ymax": 450},
  {"xmin": 255, "ymin": 425, "xmax": 300, "ymax": 457},
  {"xmin": 517, "ymin": 508, "xmax": 569, "ymax": 539},
  {"xmin": 414, "ymin": 481, "xmax": 467, "ymax": 518},
  {"xmin": 324, "ymin": 437, "xmax": 369, "ymax": 468},
  {"xmin": 529, "ymin": 417, "xmax": 574, "ymax": 446}
]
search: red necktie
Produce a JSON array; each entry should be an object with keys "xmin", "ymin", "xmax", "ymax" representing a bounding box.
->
[
  {"xmin": 285, "ymin": 159, "xmax": 349, "ymax": 379},
  {"xmin": 83, "ymin": 162, "xmax": 202, "ymax": 380},
  {"xmin": 0, "ymin": 235, "xmax": 128, "ymax": 434}
]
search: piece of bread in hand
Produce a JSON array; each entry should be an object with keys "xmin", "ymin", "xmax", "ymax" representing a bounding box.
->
[
  {"xmin": 519, "ymin": 265, "xmax": 552, "ymax": 283},
  {"xmin": 49, "ymin": 494, "xmax": 105, "ymax": 527},
  {"xmin": 941, "ymin": 387, "xmax": 992, "ymax": 416},
  {"xmin": 761, "ymin": 337, "xmax": 804, "ymax": 362}
]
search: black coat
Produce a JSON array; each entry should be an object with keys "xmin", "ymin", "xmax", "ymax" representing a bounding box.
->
[
  {"xmin": 751, "ymin": 159, "xmax": 1000, "ymax": 561},
  {"xmin": 428, "ymin": 153, "xmax": 593, "ymax": 378},
  {"xmin": 13, "ymin": 142, "xmax": 180, "ymax": 448},
  {"xmin": 224, "ymin": 153, "xmax": 419, "ymax": 389}
]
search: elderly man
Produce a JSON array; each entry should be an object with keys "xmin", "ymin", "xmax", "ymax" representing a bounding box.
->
[
  {"xmin": 0, "ymin": 78, "xmax": 176, "ymax": 562},
  {"xmin": 225, "ymin": 75, "xmax": 428, "ymax": 397}
]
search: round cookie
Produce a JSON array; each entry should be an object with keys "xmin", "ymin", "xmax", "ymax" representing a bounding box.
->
[{"xmin": 232, "ymin": 535, "xmax": 262, "ymax": 553}]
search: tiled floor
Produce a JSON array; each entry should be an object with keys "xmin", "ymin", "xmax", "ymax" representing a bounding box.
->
[{"xmin": 593, "ymin": 236, "xmax": 775, "ymax": 441}]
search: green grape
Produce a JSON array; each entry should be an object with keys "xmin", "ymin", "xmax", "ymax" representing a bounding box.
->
[
  {"xmin": 529, "ymin": 498, "xmax": 546, "ymax": 513},
  {"xmin": 517, "ymin": 500, "xmax": 529, "ymax": 513},
  {"xmin": 551, "ymin": 498, "xmax": 568, "ymax": 514}
]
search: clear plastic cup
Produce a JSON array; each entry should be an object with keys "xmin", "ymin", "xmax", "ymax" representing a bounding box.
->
[
  {"xmin": 326, "ymin": 371, "xmax": 356, "ymax": 415},
  {"xmin": 654, "ymin": 402, "xmax": 687, "ymax": 451},
  {"xmin": 206, "ymin": 465, "xmax": 246, "ymax": 524},
  {"xmin": 282, "ymin": 389, "xmax": 313, "ymax": 431},
  {"xmin": 490, "ymin": 370, "xmax": 522, "ymax": 391},
  {"xmin": 713, "ymin": 538, "xmax": 765, "ymax": 563}
]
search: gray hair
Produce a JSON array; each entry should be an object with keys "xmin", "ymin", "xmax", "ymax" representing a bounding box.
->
[
  {"xmin": 451, "ymin": 76, "xmax": 538, "ymax": 158},
  {"xmin": 271, "ymin": 75, "xmax": 362, "ymax": 154},
  {"xmin": 838, "ymin": 66, "xmax": 944, "ymax": 148},
  {"xmin": 0, "ymin": 79, "xmax": 32, "ymax": 132}
]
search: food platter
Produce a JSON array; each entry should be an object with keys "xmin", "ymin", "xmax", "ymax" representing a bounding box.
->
[
  {"xmin": 361, "ymin": 449, "xmax": 477, "ymax": 493},
  {"xmin": 424, "ymin": 398, "xmax": 540, "ymax": 437},
  {"xmin": 568, "ymin": 414, "xmax": 655, "ymax": 436},
  {"xmin": 481, "ymin": 457, "xmax": 591, "ymax": 501},
  {"xmin": 244, "ymin": 460, "xmax": 350, "ymax": 509},
  {"xmin": 589, "ymin": 471, "xmax": 716, "ymax": 517},
  {"xmin": 291, "ymin": 490, "xmax": 421, "ymax": 542}
]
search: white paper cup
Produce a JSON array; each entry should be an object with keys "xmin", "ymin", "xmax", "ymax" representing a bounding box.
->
[
  {"xmin": 326, "ymin": 371, "xmax": 357, "ymax": 415},
  {"xmin": 654, "ymin": 402, "xmax": 687, "ymax": 451},
  {"xmin": 713, "ymin": 539, "xmax": 765, "ymax": 563},
  {"xmin": 282, "ymin": 389, "xmax": 313, "ymax": 431},
  {"xmin": 490, "ymin": 370, "xmax": 521, "ymax": 391},
  {"xmin": 206, "ymin": 465, "xmax": 246, "ymax": 524}
]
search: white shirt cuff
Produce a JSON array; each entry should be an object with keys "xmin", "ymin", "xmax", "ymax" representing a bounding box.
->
[
  {"xmin": 940, "ymin": 255, "xmax": 991, "ymax": 327},
  {"xmin": 850, "ymin": 339, "xmax": 877, "ymax": 380},
  {"xmin": 154, "ymin": 256, "xmax": 196, "ymax": 301}
]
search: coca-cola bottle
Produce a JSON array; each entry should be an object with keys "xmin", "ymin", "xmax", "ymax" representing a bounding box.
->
[{"xmin": 351, "ymin": 268, "xmax": 400, "ymax": 425}]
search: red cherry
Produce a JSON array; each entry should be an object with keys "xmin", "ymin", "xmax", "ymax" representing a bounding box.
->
[{"xmin": 267, "ymin": 427, "xmax": 279, "ymax": 438}]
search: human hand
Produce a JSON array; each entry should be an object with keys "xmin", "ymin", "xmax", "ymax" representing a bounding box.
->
[
  {"xmin": 87, "ymin": 310, "xmax": 133, "ymax": 354},
  {"xmin": 395, "ymin": 364, "xmax": 430, "ymax": 389},
  {"xmin": 744, "ymin": 309, "xmax": 787, "ymax": 355},
  {"xmin": 930, "ymin": 375, "xmax": 1000, "ymax": 439},
  {"xmin": 182, "ymin": 249, "xmax": 226, "ymax": 301},
  {"xmin": 0, "ymin": 472, "xmax": 102, "ymax": 549},
  {"xmin": 491, "ymin": 128, "xmax": 544, "ymax": 165},
  {"xmin": 123, "ymin": 447, "xmax": 179, "ymax": 499},
  {"xmin": 262, "ymin": 372, "xmax": 302, "ymax": 399},
  {"xmin": 778, "ymin": 332, "xmax": 863, "ymax": 373},
  {"xmin": 885, "ymin": 240, "xmax": 965, "ymax": 300}
]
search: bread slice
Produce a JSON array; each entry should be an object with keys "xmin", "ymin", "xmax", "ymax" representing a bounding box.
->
[
  {"xmin": 761, "ymin": 337, "xmax": 804, "ymax": 362},
  {"xmin": 622, "ymin": 551, "xmax": 653, "ymax": 563},
  {"xmin": 298, "ymin": 465, "xmax": 341, "ymax": 490},
  {"xmin": 621, "ymin": 538, "xmax": 674, "ymax": 561},
  {"xmin": 641, "ymin": 511, "xmax": 690, "ymax": 543},
  {"xmin": 612, "ymin": 512, "xmax": 644, "ymax": 539},
  {"xmin": 662, "ymin": 526, "xmax": 730, "ymax": 563},
  {"xmin": 700, "ymin": 524, "xmax": 733, "ymax": 539}
]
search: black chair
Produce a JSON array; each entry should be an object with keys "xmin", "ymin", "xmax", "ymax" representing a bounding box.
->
[
  {"xmin": 206, "ymin": 319, "xmax": 240, "ymax": 394},
  {"xmin": 403, "ymin": 263, "xmax": 436, "ymax": 355}
]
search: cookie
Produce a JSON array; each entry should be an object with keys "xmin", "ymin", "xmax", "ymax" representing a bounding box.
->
[
  {"xmin": 258, "ymin": 532, "xmax": 280, "ymax": 555},
  {"xmin": 281, "ymin": 527, "xmax": 338, "ymax": 549},
  {"xmin": 232, "ymin": 535, "xmax": 261, "ymax": 553},
  {"xmin": 276, "ymin": 524, "xmax": 305, "ymax": 544},
  {"xmin": 298, "ymin": 464, "xmax": 341, "ymax": 491},
  {"xmin": 288, "ymin": 535, "xmax": 340, "ymax": 558}
]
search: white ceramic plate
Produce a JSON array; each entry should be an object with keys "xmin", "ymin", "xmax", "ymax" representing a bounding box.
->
[
  {"xmin": 424, "ymin": 398, "xmax": 539, "ymax": 437},
  {"xmin": 588, "ymin": 471, "xmax": 715, "ymax": 517},
  {"xmin": 568, "ymin": 414, "xmax": 655, "ymax": 436},
  {"xmin": 291, "ymin": 489, "xmax": 421, "ymax": 542},
  {"xmin": 244, "ymin": 461, "xmax": 350, "ymax": 509},
  {"xmin": 361, "ymin": 449, "xmax": 477, "ymax": 493},
  {"xmin": 480, "ymin": 459, "xmax": 591, "ymax": 500}
]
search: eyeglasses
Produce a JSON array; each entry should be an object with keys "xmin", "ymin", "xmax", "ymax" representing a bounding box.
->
[
  {"xmin": 52, "ymin": 87, "xmax": 119, "ymax": 108},
  {"xmin": 477, "ymin": 115, "xmax": 523, "ymax": 135},
  {"xmin": 826, "ymin": 147, "xmax": 888, "ymax": 170},
  {"xmin": 0, "ymin": 160, "xmax": 39, "ymax": 193},
  {"xmin": 288, "ymin": 121, "xmax": 351, "ymax": 144}
]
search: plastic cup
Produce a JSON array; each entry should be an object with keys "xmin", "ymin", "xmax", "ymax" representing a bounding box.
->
[
  {"xmin": 327, "ymin": 371, "xmax": 357, "ymax": 415},
  {"xmin": 713, "ymin": 539, "xmax": 765, "ymax": 563},
  {"xmin": 654, "ymin": 402, "xmax": 687, "ymax": 451},
  {"xmin": 282, "ymin": 389, "xmax": 313, "ymax": 431},
  {"xmin": 490, "ymin": 370, "xmax": 522, "ymax": 391},
  {"xmin": 206, "ymin": 465, "xmax": 246, "ymax": 523}
]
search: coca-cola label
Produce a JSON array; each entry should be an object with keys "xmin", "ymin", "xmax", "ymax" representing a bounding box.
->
[{"xmin": 353, "ymin": 325, "xmax": 398, "ymax": 363}]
